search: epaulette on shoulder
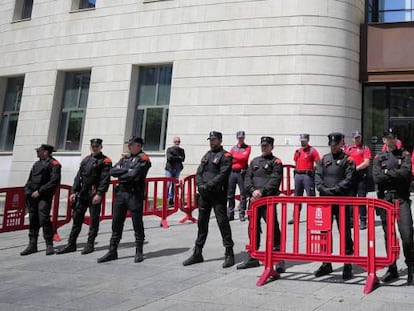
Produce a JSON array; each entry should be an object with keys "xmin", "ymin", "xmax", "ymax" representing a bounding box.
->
[
  {"xmin": 375, "ymin": 154, "xmax": 380, "ymax": 159},
  {"xmin": 104, "ymin": 157, "xmax": 112, "ymax": 164},
  {"xmin": 224, "ymin": 152, "xmax": 232, "ymax": 158},
  {"xmin": 347, "ymin": 156, "xmax": 354, "ymax": 162},
  {"xmin": 275, "ymin": 158, "xmax": 282, "ymax": 164},
  {"xmin": 404, "ymin": 151, "xmax": 410, "ymax": 156},
  {"xmin": 141, "ymin": 154, "xmax": 150, "ymax": 162},
  {"xmin": 52, "ymin": 160, "xmax": 60, "ymax": 166}
]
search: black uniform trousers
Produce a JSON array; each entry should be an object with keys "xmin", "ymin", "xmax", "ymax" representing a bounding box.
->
[
  {"xmin": 69, "ymin": 192, "xmax": 101, "ymax": 244},
  {"xmin": 379, "ymin": 198, "xmax": 414, "ymax": 266},
  {"xmin": 195, "ymin": 191, "xmax": 234, "ymax": 250},
  {"xmin": 252, "ymin": 204, "xmax": 281, "ymax": 251},
  {"xmin": 109, "ymin": 191, "xmax": 144, "ymax": 249},
  {"xmin": 27, "ymin": 196, "xmax": 54, "ymax": 243}
]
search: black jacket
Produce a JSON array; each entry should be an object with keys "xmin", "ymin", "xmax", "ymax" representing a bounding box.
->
[
  {"xmin": 165, "ymin": 146, "xmax": 185, "ymax": 171},
  {"xmin": 25, "ymin": 157, "xmax": 62, "ymax": 198}
]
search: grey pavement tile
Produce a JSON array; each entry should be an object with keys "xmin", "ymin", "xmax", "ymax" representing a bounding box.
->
[
  {"xmin": 166, "ymin": 284, "xmax": 236, "ymax": 303},
  {"xmin": 0, "ymin": 302, "xmax": 72, "ymax": 311}
]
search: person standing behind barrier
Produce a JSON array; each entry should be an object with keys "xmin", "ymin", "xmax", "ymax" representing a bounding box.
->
[
  {"xmin": 289, "ymin": 133, "xmax": 320, "ymax": 225},
  {"xmin": 344, "ymin": 131, "xmax": 371, "ymax": 230},
  {"xmin": 56, "ymin": 138, "xmax": 112, "ymax": 255},
  {"xmin": 21, "ymin": 144, "xmax": 61, "ymax": 256},
  {"xmin": 237, "ymin": 136, "xmax": 285, "ymax": 273},
  {"xmin": 227, "ymin": 130, "xmax": 251, "ymax": 221},
  {"xmin": 314, "ymin": 133, "xmax": 355, "ymax": 280},
  {"xmin": 165, "ymin": 136, "xmax": 185, "ymax": 206},
  {"xmin": 182, "ymin": 131, "xmax": 235, "ymax": 268},
  {"xmin": 97, "ymin": 136, "xmax": 151, "ymax": 263},
  {"xmin": 373, "ymin": 129, "xmax": 414, "ymax": 284}
]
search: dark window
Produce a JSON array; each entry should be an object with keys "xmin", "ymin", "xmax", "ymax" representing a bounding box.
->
[
  {"xmin": 134, "ymin": 66, "xmax": 172, "ymax": 151},
  {"xmin": 22, "ymin": 0, "xmax": 33, "ymax": 19},
  {"xmin": 57, "ymin": 72, "xmax": 90, "ymax": 151},
  {"xmin": 0, "ymin": 77, "xmax": 24, "ymax": 151},
  {"xmin": 367, "ymin": 0, "xmax": 414, "ymax": 23},
  {"xmin": 79, "ymin": 0, "xmax": 96, "ymax": 9}
]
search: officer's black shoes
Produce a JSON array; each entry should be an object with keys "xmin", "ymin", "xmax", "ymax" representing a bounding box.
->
[
  {"xmin": 168, "ymin": 199, "xmax": 174, "ymax": 207},
  {"xmin": 342, "ymin": 264, "xmax": 353, "ymax": 280},
  {"xmin": 45, "ymin": 244, "xmax": 55, "ymax": 255},
  {"xmin": 275, "ymin": 260, "xmax": 286, "ymax": 273},
  {"xmin": 97, "ymin": 250, "xmax": 118, "ymax": 263},
  {"xmin": 134, "ymin": 245, "xmax": 144, "ymax": 263},
  {"xmin": 183, "ymin": 252, "xmax": 204, "ymax": 266},
  {"xmin": 239, "ymin": 214, "xmax": 246, "ymax": 222},
  {"xmin": 56, "ymin": 244, "xmax": 76, "ymax": 255},
  {"xmin": 222, "ymin": 248, "xmax": 235, "ymax": 268},
  {"xmin": 381, "ymin": 267, "xmax": 399, "ymax": 283},
  {"xmin": 236, "ymin": 256, "xmax": 260, "ymax": 270},
  {"xmin": 407, "ymin": 265, "xmax": 414, "ymax": 285},
  {"xmin": 314, "ymin": 263, "xmax": 333, "ymax": 277},
  {"xmin": 360, "ymin": 219, "xmax": 367, "ymax": 230},
  {"xmin": 288, "ymin": 219, "xmax": 294, "ymax": 225},
  {"xmin": 20, "ymin": 243, "xmax": 38, "ymax": 256},
  {"xmin": 81, "ymin": 243, "xmax": 94, "ymax": 255}
]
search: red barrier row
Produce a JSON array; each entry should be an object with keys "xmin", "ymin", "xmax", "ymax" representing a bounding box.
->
[{"xmin": 247, "ymin": 196, "xmax": 399, "ymax": 294}]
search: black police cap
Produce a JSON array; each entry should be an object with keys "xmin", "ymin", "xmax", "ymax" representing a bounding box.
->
[
  {"xmin": 327, "ymin": 132, "xmax": 343, "ymax": 146},
  {"xmin": 236, "ymin": 130, "xmax": 245, "ymax": 138},
  {"xmin": 35, "ymin": 144, "xmax": 55, "ymax": 154},
  {"xmin": 90, "ymin": 138, "xmax": 103, "ymax": 146},
  {"xmin": 126, "ymin": 136, "xmax": 144, "ymax": 145},
  {"xmin": 383, "ymin": 128, "xmax": 396, "ymax": 138},
  {"xmin": 207, "ymin": 131, "xmax": 222, "ymax": 140},
  {"xmin": 260, "ymin": 136, "xmax": 274, "ymax": 146},
  {"xmin": 299, "ymin": 133, "xmax": 309, "ymax": 141}
]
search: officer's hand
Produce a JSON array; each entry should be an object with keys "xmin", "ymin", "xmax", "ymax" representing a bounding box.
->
[
  {"xmin": 92, "ymin": 194, "xmax": 102, "ymax": 205},
  {"xmin": 198, "ymin": 184, "xmax": 208, "ymax": 196},
  {"xmin": 252, "ymin": 189, "xmax": 262, "ymax": 199},
  {"xmin": 318, "ymin": 186, "xmax": 328, "ymax": 196},
  {"xmin": 31, "ymin": 191, "xmax": 40, "ymax": 198},
  {"xmin": 70, "ymin": 193, "xmax": 77, "ymax": 203}
]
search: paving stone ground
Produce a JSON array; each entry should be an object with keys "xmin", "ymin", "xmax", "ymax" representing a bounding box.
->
[{"xmin": 1, "ymin": 200, "xmax": 414, "ymax": 311}]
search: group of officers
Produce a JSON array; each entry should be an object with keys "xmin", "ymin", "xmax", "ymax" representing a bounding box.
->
[{"xmin": 19, "ymin": 128, "xmax": 414, "ymax": 285}]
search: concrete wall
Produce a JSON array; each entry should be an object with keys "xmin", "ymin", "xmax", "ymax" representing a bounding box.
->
[{"xmin": 0, "ymin": 0, "xmax": 364, "ymax": 187}]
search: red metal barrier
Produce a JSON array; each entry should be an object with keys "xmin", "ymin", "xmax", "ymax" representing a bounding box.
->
[
  {"xmin": 246, "ymin": 196, "xmax": 400, "ymax": 294},
  {"xmin": 280, "ymin": 164, "xmax": 295, "ymax": 196},
  {"xmin": 178, "ymin": 174, "xmax": 197, "ymax": 224},
  {"xmin": 0, "ymin": 185, "xmax": 73, "ymax": 242}
]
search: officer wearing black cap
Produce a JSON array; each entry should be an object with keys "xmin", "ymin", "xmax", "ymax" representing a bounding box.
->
[
  {"xmin": 21, "ymin": 144, "xmax": 61, "ymax": 256},
  {"xmin": 97, "ymin": 136, "xmax": 151, "ymax": 263},
  {"xmin": 183, "ymin": 131, "xmax": 235, "ymax": 268},
  {"xmin": 56, "ymin": 138, "xmax": 112, "ymax": 255},
  {"xmin": 314, "ymin": 133, "xmax": 356, "ymax": 280},
  {"xmin": 237, "ymin": 136, "xmax": 285, "ymax": 273},
  {"xmin": 373, "ymin": 128, "xmax": 414, "ymax": 284}
]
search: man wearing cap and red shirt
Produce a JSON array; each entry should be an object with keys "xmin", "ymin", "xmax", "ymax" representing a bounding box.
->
[
  {"xmin": 183, "ymin": 131, "xmax": 235, "ymax": 268},
  {"xmin": 21, "ymin": 144, "xmax": 61, "ymax": 256},
  {"xmin": 57, "ymin": 138, "xmax": 112, "ymax": 255},
  {"xmin": 98, "ymin": 136, "xmax": 151, "ymax": 264},
  {"xmin": 373, "ymin": 128, "xmax": 414, "ymax": 284},
  {"xmin": 227, "ymin": 130, "xmax": 251, "ymax": 221},
  {"xmin": 344, "ymin": 131, "xmax": 371, "ymax": 230},
  {"xmin": 289, "ymin": 133, "xmax": 320, "ymax": 225}
]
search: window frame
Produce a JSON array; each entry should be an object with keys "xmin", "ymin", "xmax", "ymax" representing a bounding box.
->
[{"xmin": 12, "ymin": 0, "xmax": 33, "ymax": 22}]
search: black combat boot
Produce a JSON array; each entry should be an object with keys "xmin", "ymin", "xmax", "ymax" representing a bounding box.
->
[
  {"xmin": 275, "ymin": 260, "xmax": 286, "ymax": 273},
  {"xmin": 342, "ymin": 264, "xmax": 353, "ymax": 280},
  {"xmin": 183, "ymin": 247, "xmax": 204, "ymax": 266},
  {"xmin": 45, "ymin": 241, "xmax": 55, "ymax": 255},
  {"xmin": 134, "ymin": 241, "xmax": 144, "ymax": 263},
  {"xmin": 81, "ymin": 242, "xmax": 95, "ymax": 255},
  {"xmin": 236, "ymin": 255, "xmax": 260, "ymax": 269},
  {"xmin": 314, "ymin": 263, "xmax": 333, "ymax": 277},
  {"xmin": 222, "ymin": 247, "xmax": 235, "ymax": 268},
  {"xmin": 20, "ymin": 237, "xmax": 38, "ymax": 256},
  {"xmin": 56, "ymin": 240, "xmax": 77, "ymax": 254},
  {"xmin": 97, "ymin": 245, "xmax": 118, "ymax": 263},
  {"xmin": 407, "ymin": 265, "xmax": 413, "ymax": 285},
  {"xmin": 382, "ymin": 264, "xmax": 399, "ymax": 283}
]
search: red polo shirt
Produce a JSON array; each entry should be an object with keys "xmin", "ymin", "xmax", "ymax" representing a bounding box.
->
[
  {"xmin": 345, "ymin": 144, "xmax": 371, "ymax": 166},
  {"xmin": 230, "ymin": 143, "xmax": 251, "ymax": 170},
  {"xmin": 293, "ymin": 146, "xmax": 320, "ymax": 171}
]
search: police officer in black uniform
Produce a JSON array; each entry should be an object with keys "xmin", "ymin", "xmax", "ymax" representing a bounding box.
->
[
  {"xmin": 373, "ymin": 129, "xmax": 414, "ymax": 284},
  {"xmin": 314, "ymin": 133, "xmax": 355, "ymax": 280},
  {"xmin": 97, "ymin": 136, "xmax": 151, "ymax": 263},
  {"xmin": 236, "ymin": 136, "xmax": 285, "ymax": 272},
  {"xmin": 21, "ymin": 144, "xmax": 61, "ymax": 256},
  {"xmin": 183, "ymin": 131, "xmax": 235, "ymax": 268},
  {"xmin": 56, "ymin": 138, "xmax": 112, "ymax": 255}
]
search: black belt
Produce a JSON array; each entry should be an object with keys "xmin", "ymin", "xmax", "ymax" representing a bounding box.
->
[
  {"xmin": 295, "ymin": 170, "xmax": 313, "ymax": 175},
  {"xmin": 232, "ymin": 169, "xmax": 242, "ymax": 173}
]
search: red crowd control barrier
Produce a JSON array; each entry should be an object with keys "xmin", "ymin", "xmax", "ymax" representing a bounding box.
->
[
  {"xmin": 178, "ymin": 174, "xmax": 197, "ymax": 224},
  {"xmin": 0, "ymin": 185, "xmax": 73, "ymax": 242},
  {"xmin": 281, "ymin": 164, "xmax": 295, "ymax": 196},
  {"xmin": 246, "ymin": 196, "xmax": 400, "ymax": 294}
]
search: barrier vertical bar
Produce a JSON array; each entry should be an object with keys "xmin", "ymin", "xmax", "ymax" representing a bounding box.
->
[{"xmin": 364, "ymin": 199, "xmax": 379, "ymax": 294}]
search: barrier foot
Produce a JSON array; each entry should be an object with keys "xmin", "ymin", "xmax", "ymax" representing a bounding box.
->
[
  {"xmin": 179, "ymin": 215, "xmax": 197, "ymax": 224},
  {"xmin": 256, "ymin": 267, "xmax": 280, "ymax": 286},
  {"xmin": 53, "ymin": 233, "xmax": 61, "ymax": 242},
  {"xmin": 160, "ymin": 219, "xmax": 169, "ymax": 229},
  {"xmin": 364, "ymin": 273, "xmax": 379, "ymax": 294}
]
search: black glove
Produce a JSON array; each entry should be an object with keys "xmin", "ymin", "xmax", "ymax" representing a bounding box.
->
[{"xmin": 198, "ymin": 184, "xmax": 208, "ymax": 197}]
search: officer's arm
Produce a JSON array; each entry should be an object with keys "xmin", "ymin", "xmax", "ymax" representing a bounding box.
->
[
  {"xmin": 244, "ymin": 161, "xmax": 254, "ymax": 195},
  {"xmin": 196, "ymin": 154, "xmax": 207, "ymax": 187},
  {"xmin": 24, "ymin": 169, "xmax": 33, "ymax": 194},
  {"xmin": 314, "ymin": 161, "xmax": 324, "ymax": 191},
  {"xmin": 119, "ymin": 156, "xmax": 151, "ymax": 182},
  {"xmin": 372, "ymin": 155, "xmax": 390, "ymax": 184},
  {"xmin": 97, "ymin": 157, "xmax": 112, "ymax": 195},
  {"xmin": 181, "ymin": 148, "xmax": 185, "ymax": 162},
  {"xmin": 262, "ymin": 159, "xmax": 283, "ymax": 196},
  {"xmin": 387, "ymin": 152, "xmax": 412, "ymax": 180},
  {"xmin": 38, "ymin": 161, "xmax": 61, "ymax": 195},
  {"xmin": 72, "ymin": 168, "xmax": 82, "ymax": 194},
  {"xmin": 206, "ymin": 153, "xmax": 232, "ymax": 189},
  {"xmin": 335, "ymin": 158, "xmax": 356, "ymax": 194},
  {"xmin": 110, "ymin": 159, "xmax": 128, "ymax": 177}
]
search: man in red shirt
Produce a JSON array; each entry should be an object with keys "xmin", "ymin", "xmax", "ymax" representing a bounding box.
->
[
  {"xmin": 344, "ymin": 131, "xmax": 371, "ymax": 229},
  {"xmin": 227, "ymin": 131, "xmax": 251, "ymax": 221},
  {"xmin": 289, "ymin": 134, "xmax": 320, "ymax": 224}
]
